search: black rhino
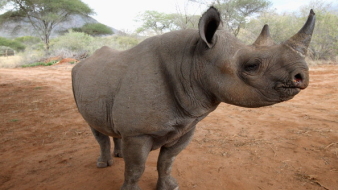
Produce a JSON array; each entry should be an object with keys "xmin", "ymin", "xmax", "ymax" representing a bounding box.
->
[{"xmin": 72, "ymin": 7, "xmax": 316, "ymax": 190}]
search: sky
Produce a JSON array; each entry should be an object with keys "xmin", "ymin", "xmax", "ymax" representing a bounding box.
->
[{"xmin": 71, "ymin": 0, "xmax": 336, "ymax": 32}]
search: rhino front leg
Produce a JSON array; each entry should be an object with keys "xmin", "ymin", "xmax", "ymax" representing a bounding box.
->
[
  {"xmin": 113, "ymin": 137, "xmax": 123, "ymax": 157},
  {"xmin": 121, "ymin": 135, "xmax": 153, "ymax": 190},
  {"xmin": 90, "ymin": 128, "xmax": 113, "ymax": 168},
  {"xmin": 156, "ymin": 127, "xmax": 196, "ymax": 190}
]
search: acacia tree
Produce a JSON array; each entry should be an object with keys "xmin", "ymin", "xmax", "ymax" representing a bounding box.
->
[
  {"xmin": 136, "ymin": 10, "xmax": 200, "ymax": 35},
  {"xmin": 73, "ymin": 23, "xmax": 114, "ymax": 36},
  {"xmin": 1, "ymin": 0, "xmax": 94, "ymax": 50},
  {"xmin": 212, "ymin": 0, "xmax": 272, "ymax": 36},
  {"xmin": 136, "ymin": 11, "xmax": 178, "ymax": 35},
  {"xmin": 0, "ymin": 0, "xmax": 7, "ymax": 10}
]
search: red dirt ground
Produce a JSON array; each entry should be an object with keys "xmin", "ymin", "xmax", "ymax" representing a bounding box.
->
[{"xmin": 0, "ymin": 64, "xmax": 337, "ymax": 190}]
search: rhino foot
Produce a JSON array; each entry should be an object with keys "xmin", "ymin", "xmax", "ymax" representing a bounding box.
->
[
  {"xmin": 96, "ymin": 159, "xmax": 113, "ymax": 168},
  {"xmin": 113, "ymin": 149, "xmax": 123, "ymax": 158},
  {"xmin": 120, "ymin": 184, "xmax": 141, "ymax": 190},
  {"xmin": 156, "ymin": 176, "xmax": 179, "ymax": 190}
]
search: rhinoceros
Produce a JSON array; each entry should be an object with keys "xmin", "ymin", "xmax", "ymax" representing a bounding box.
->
[{"xmin": 72, "ymin": 7, "xmax": 315, "ymax": 190}]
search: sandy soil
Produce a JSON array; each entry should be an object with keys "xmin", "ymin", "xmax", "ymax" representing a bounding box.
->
[{"xmin": 0, "ymin": 64, "xmax": 337, "ymax": 190}]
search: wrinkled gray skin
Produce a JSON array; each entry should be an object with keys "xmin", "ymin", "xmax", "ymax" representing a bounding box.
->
[{"xmin": 72, "ymin": 7, "xmax": 315, "ymax": 190}]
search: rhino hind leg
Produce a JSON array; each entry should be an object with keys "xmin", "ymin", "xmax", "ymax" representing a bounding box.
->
[
  {"xmin": 156, "ymin": 127, "xmax": 196, "ymax": 190},
  {"xmin": 113, "ymin": 137, "xmax": 123, "ymax": 158},
  {"xmin": 90, "ymin": 128, "xmax": 113, "ymax": 168}
]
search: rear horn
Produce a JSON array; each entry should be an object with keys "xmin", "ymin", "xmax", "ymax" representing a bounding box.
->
[{"xmin": 253, "ymin": 24, "xmax": 275, "ymax": 46}]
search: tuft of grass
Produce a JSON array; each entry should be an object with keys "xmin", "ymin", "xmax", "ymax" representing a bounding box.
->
[
  {"xmin": 10, "ymin": 119, "xmax": 19, "ymax": 122},
  {"xmin": 21, "ymin": 60, "xmax": 58, "ymax": 68},
  {"xmin": 0, "ymin": 56, "xmax": 23, "ymax": 68}
]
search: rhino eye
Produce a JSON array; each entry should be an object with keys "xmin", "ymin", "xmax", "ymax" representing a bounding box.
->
[{"xmin": 244, "ymin": 61, "xmax": 260, "ymax": 72}]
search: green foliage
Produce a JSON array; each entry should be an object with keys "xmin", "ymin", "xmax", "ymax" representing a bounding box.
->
[
  {"xmin": 21, "ymin": 60, "xmax": 58, "ymax": 68},
  {"xmin": 238, "ymin": 11, "xmax": 302, "ymax": 44},
  {"xmin": 238, "ymin": 1, "xmax": 338, "ymax": 61},
  {"xmin": 135, "ymin": 0, "xmax": 270, "ymax": 36},
  {"xmin": 14, "ymin": 36, "xmax": 41, "ymax": 45},
  {"xmin": 0, "ymin": 37, "xmax": 25, "ymax": 51},
  {"xmin": 73, "ymin": 23, "xmax": 114, "ymax": 36},
  {"xmin": 136, "ymin": 10, "xmax": 200, "ymax": 35},
  {"xmin": 0, "ymin": 0, "xmax": 7, "ymax": 10},
  {"xmin": 0, "ymin": 10, "xmax": 26, "ymax": 24},
  {"xmin": 51, "ymin": 30, "xmax": 139, "ymax": 57},
  {"xmin": 1, "ymin": 0, "xmax": 94, "ymax": 50},
  {"xmin": 299, "ymin": 1, "xmax": 338, "ymax": 60},
  {"xmin": 213, "ymin": 0, "xmax": 272, "ymax": 36},
  {"xmin": 112, "ymin": 35, "xmax": 140, "ymax": 49},
  {"xmin": 0, "ymin": 46, "xmax": 15, "ymax": 56},
  {"xmin": 136, "ymin": 11, "xmax": 177, "ymax": 35},
  {"xmin": 50, "ymin": 30, "xmax": 94, "ymax": 53}
]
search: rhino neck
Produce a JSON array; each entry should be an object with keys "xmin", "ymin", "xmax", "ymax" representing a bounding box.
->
[{"xmin": 159, "ymin": 30, "xmax": 220, "ymax": 118}]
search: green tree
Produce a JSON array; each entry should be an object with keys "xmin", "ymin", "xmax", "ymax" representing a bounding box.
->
[
  {"xmin": 299, "ymin": 0, "xmax": 338, "ymax": 60},
  {"xmin": 0, "ymin": 0, "xmax": 7, "ymax": 10},
  {"xmin": 238, "ymin": 11, "xmax": 301, "ymax": 43},
  {"xmin": 73, "ymin": 23, "xmax": 114, "ymax": 36},
  {"xmin": 136, "ymin": 11, "xmax": 178, "ymax": 35},
  {"xmin": 177, "ymin": 0, "xmax": 272, "ymax": 36},
  {"xmin": 136, "ymin": 10, "xmax": 200, "ymax": 35},
  {"xmin": 0, "ymin": 36, "xmax": 25, "ymax": 51},
  {"xmin": 212, "ymin": 0, "xmax": 272, "ymax": 36},
  {"xmin": 310, "ymin": 11, "xmax": 338, "ymax": 60},
  {"xmin": 0, "ymin": 0, "xmax": 94, "ymax": 50}
]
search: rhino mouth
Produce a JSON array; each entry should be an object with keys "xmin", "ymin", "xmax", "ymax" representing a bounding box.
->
[{"xmin": 275, "ymin": 84, "xmax": 302, "ymax": 101}]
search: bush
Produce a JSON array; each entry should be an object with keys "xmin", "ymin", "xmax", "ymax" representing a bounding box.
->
[
  {"xmin": 50, "ymin": 30, "xmax": 94, "ymax": 52},
  {"xmin": 0, "ymin": 37, "xmax": 25, "ymax": 51},
  {"xmin": 112, "ymin": 35, "xmax": 140, "ymax": 50},
  {"xmin": 73, "ymin": 23, "xmax": 114, "ymax": 36},
  {"xmin": 49, "ymin": 31, "xmax": 141, "ymax": 59},
  {"xmin": 0, "ymin": 46, "xmax": 15, "ymax": 56},
  {"xmin": 15, "ymin": 36, "xmax": 40, "ymax": 45},
  {"xmin": 21, "ymin": 60, "xmax": 58, "ymax": 68}
]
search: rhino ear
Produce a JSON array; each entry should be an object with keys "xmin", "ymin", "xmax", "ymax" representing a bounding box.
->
[
  {"xmin": 253, "ymin": 24, "xmax": 275, "ymax": 46},
  {"xmin": 198, "ymin": 6, "xmax": 221, "ymax": 48}
]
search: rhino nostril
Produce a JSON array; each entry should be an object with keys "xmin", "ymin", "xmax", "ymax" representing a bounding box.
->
[{"xmin": 294, "ymin": 73, "xmax": 303, "ymax": 84}]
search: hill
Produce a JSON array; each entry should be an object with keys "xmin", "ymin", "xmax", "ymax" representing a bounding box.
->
[{"xmin": 0, "ymin": 14, "xmax": 119, "ymax": 39}]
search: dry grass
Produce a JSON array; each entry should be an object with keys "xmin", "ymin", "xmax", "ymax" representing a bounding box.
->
[{"xmin": 0, "ymin": 56, "xmax": 23, "ymax": 68}]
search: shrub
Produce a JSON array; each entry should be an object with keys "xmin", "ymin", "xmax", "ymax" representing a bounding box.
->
[
  {"xmin": 21, "ymin": 60, "xmax": 58, "ymax": 68},
  {"xmin": 15, "ymin": 36, "xmax": 40, "ymax": 45},
  {"xmin": 50, "ymin": 30, "xmax": 94, "ymax": 55},
  {"xmin": 0, "ymin": 37, "xmax": 25, "ymax": 51},
  {"xmin": 49, "ymin": 30, "xmax": 140, "ymax": 59},
  {"xmin": 73, "ymin": 23, "xmax": 114, "ymax": 36},
  {"xmin": 0, "ymin": 46, "xmax": 15, "ymax": 56},
  {"xmin": 112, "ymin": 35, "xmax": 140, "ymax": 50}
]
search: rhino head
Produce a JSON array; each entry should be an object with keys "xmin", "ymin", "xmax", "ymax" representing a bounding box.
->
[{"xmin": 198, "ymin": 7, "xmax": 315, "ymax": 108}]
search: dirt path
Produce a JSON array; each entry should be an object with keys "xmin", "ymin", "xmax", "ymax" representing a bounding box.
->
[{"xmin": 0, "ymin": 64, "xmax": 337, "ymax": 190}]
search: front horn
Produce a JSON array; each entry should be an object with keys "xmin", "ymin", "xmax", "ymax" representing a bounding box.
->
[{"xmin": 284, "ymin": 9, "xmax": 316, "ymax": 57}]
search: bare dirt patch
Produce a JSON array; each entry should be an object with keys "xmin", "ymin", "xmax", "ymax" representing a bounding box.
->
[{"xmin": 0, "ymin": 65, "xmax": 337, "ymax": 190}]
